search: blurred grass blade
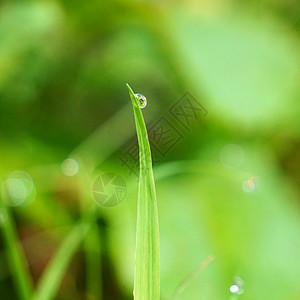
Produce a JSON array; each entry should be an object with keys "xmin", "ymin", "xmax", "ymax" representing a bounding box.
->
[
  {"xmin": 83, "ymin": 223, "xmax": 102, "ymax": 300},
  {"xmin": 170, "ymin": 255, "xmax": 215, "ymax": 299},
  {"xmin": 0, "ymin": 199, "xmax": 33, "ymax": 300},
  {"xmin": 34, "ymin": 208, "xmax": 95, "ymax": 300},
  {"xmin": 127, "ymin": 84, "xmax": 160, "ymax": 300}
]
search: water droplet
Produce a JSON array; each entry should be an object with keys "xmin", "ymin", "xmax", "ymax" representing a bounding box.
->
[
  {"xmin": 229, "ymin": 284, "xmax": 241, "ymax": 294},
  {"xmin": 134, "ymin": 94, "xmax": 147, "ymax": 109},
  {"xmin": 1, "ymin": 171, "xmax": 36, "ymax": 206},
  {"xmin": 229, "ymin": 276, "xmax": 244, "ymax": 296},
  {"xmin": 61, "ymin": 158, "xmax": 80, "ymax": 176}
]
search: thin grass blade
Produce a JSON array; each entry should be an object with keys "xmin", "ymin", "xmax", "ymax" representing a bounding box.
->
[
  {"xmin": 127, "ymin": 83, "xmax": 160, "ymax": 300},
  {"xmin": 33, "ymin": 208, "xmax": 95, "ymax": 300},
  {"xmin": 0, "ymin": 198, "xmax": 33, "ymax": 300},
  {"xmin": 170, "ymin": 255, "xmax": 215, "ymax": 299}
]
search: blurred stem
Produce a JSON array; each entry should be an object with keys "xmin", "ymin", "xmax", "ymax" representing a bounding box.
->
[
  {"xmin": 169, "ymin": 255, "xmax": 215, "ymax": 299},
  {"xmin": 70, "ymin": 105, "xmax": 134, "ymax": 173},
  {"xmin": 0, "ymin": 198, "xmax": 33, "ymax": 300},
  {"xmin": 154, "ymin": 160, "xmax": 249, "ymax": 182},
  {"xmin": 33, "ymin": 206, "xmax": 96, "ymax": 300},
  {"xmin": 78, "ymin": 169, "xmax": 103, "ymax": 300},
  {"xmin": 84, "ymin": 223, "xmax": 102, "ymax": 300}
]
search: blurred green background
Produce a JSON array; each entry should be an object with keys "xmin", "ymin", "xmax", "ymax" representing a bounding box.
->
[{"xmin": 1, "ymin": 0, "xmax": 300, "ymax": 299}]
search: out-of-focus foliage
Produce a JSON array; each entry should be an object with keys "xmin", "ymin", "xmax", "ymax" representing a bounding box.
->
[{"xmin": 1, "ymin": 0, "xmax": 300, "ymax": 299}]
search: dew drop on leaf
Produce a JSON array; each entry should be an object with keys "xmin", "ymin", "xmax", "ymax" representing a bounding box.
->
[
  {"xmin": 229, "ymin": 276, "xmax": 245, "ymax": 296},
  {"xmin": 134, "ymin": 94, "xmax": 147, "ymax": 109}
]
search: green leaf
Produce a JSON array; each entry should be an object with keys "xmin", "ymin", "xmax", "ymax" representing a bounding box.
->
[
  {"xmin": 127, "ymin": 84, "xmax": 160, "ymax": 300},
  {"xmin": 0, "ymin": 199, "xmax": 33, "ymax": 300},
  {"xmin": 33, "ymin": 208, "xmax": 95, "ymax": 300}
]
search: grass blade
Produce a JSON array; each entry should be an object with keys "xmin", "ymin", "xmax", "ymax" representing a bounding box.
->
[
  {"xmin": 0, "ymin": 199, "xmax": 33, "ymax": 300},
  {"xmin": 170, "ymin": 255, "xmax": 215, "ymax": 299},
  {"xmin": 127, "ymin": 84, "xmax": 160, "ymax": 300},
  {"xmin": 33, "ymin": 208, "xmax": 95, "ymax": 300}
]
